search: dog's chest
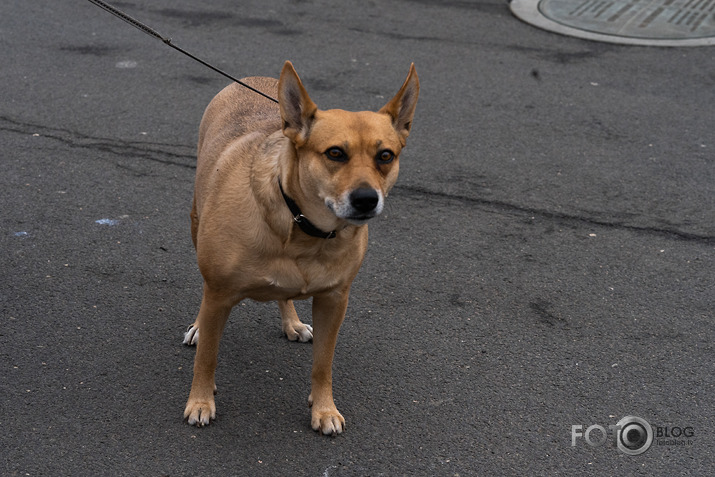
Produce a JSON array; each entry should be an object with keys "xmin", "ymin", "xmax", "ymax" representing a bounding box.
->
[{"xmin": 250, "ymin": 250, "xmax": 348, "ymax": 301}]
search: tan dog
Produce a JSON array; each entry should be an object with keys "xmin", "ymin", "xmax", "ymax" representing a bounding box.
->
[{"xmin": 182, "ymin": 61, "xmax": 419, "ymax": 435}]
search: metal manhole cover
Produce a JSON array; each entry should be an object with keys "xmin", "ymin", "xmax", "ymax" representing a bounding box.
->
[{"xmin": 511, "ymin": 0, "xmax": 715, "ymax": 46}]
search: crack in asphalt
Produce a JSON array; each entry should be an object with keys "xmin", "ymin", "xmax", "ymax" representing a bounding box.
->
[
  {"xmin": 3, "ymin": 115, "xmax": 712, "ymax": 245},
  {"xmin": 0, "ymin": 115, "xmax": 196, "ymax": 169},
  {"xmin": 396, "ymin": 184, "xmax": 714, "ymax": 244}
]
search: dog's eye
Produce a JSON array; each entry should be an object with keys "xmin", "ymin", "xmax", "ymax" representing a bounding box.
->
[
  {"xmin": 325, "ymin": 147, "xmax": 347, "ymax": 162},
  {"xmin": 377, "ymin": 150, "xmax": 395, "ymax": 164}
]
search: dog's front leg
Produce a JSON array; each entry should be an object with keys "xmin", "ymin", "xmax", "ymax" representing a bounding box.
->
[
  {"xmin": 184, "ymin": 286, "xmax": 233, "ymax": 426},
  {"xmin": 309, "ymin": 289, "xmax": 349, "ymax": 435}
]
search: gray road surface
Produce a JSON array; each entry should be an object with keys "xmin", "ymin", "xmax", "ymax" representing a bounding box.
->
[{"xmin": 2, "ymin": 1, "xmax": 713, "ymax": 475}]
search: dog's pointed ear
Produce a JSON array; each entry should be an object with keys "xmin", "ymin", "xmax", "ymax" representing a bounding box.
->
[
  {"xmin": 278, "ymin": 61, "xmax": 318, "ymax": 146},
  {"xmin": 379, "ymin": 63, "xmax": 420, "ymax": 144}
]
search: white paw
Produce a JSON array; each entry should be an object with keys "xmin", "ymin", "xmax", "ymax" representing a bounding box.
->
[
  {"xmin": 311, "ymin": 408, "xmax": 345, "ymax": 436},
  {"xmin": 184, "ymin": 398, "xmax": 215, "ymax": 426},
  {"xmin": 183, "ymin": 325, "xmax": 199, "ymax": 345},
  {"xmin": 284, "ymin": 323, "xmax": 313, "ymax": 342}
]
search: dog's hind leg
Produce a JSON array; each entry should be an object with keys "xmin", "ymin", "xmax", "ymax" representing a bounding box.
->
[
  {"xmin": 184, "ymin": 198, "xmax": 201, "ymax": 346},
  {"xmin": 190, "ymin": 194, "xmax": 200, "ymax": 250},
  {"xmin": 183, "ymin": 322, "xmax": 199, "ymax": 346},
  {"xmin": 279, "ymin": 299, "xmax": 313, "ymax": 342}
]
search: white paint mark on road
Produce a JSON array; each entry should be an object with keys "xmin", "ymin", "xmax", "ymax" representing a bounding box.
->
[{"xmin": 116, "ymin": 60, "xmax": 138, "ymax": 69}]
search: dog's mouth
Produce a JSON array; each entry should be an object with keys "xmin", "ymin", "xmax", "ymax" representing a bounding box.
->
[{"xmin": 343, "ymin": 214, "xmax": 376, "ymax": 226}]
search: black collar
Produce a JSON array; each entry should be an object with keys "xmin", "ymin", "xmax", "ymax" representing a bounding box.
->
[{"xmin": 278, "ymin": 180, "xmax": 337, "ymax": 239}]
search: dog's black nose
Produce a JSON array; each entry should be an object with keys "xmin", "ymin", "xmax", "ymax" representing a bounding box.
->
[{"xmin": 349, "ymin": 188, "xmax": 380, "ymax": 213}]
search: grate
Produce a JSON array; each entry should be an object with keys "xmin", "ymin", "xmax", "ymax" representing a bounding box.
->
[{"xmin": 511, "ymin": 0, "xmax": 715, "ymax": 46}]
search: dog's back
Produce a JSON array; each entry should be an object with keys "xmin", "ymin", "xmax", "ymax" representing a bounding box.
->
[{"xmin": 198, "ymin": 77, "xmax": 280, "ymax": 156}]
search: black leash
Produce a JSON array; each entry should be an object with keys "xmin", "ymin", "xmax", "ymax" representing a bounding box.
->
[{"xmin": 86, "ymin": 0, "xmax": 278, "ymax": 104}]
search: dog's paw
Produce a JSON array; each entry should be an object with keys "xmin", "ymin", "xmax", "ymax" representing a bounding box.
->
[
  {"xmin": 184, "ymin": 398, "xmax": 215, "ymax": 427},
  {"xmin": 183, "ymin": 325, "xmax": 199, "ymax": 346},
  {"xmin": 311, "ymin": 408, "xmax": 345, "ymax": 436},
  {"xmin": 283, "ymin": 322, "xmax": 313, "ymax": 342}
]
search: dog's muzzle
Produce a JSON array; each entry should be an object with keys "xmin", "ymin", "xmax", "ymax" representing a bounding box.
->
[{"xmin": 328, "ymin": 187, "xmax": 384, "ymax": 224}]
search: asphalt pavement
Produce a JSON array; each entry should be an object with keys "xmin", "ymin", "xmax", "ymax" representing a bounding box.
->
[{"xmin": 2, "ymin": 1, "xmax": 713, "ymax": 476}]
